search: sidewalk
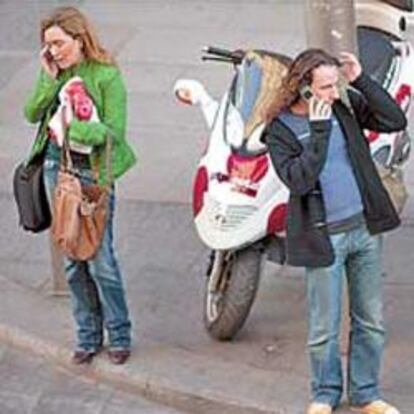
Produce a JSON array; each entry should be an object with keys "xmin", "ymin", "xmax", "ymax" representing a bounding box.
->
[
  {"xmin": 1, "ymin": 1, "xmax": 414, "ymax": 413},
  {"xmin": 1, "ymin": 192, "xmax": 413, "ymax": 414},
  {"xmin": 0, "ymin": 270, "xmax": 302, "ymax": 414}
]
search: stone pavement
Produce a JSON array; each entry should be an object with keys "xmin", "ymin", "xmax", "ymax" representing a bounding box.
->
[
  {"xmin": 0, "ymin": 344, "xmax": 184, "ymax": 414},
  {"xmin": 0, "ymin": 1, "xmax": 414, "ymax": 413}
]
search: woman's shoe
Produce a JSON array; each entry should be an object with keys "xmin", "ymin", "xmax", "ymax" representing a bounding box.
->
[
  {"xmin": 71, "ymin": 349, "xmax": 97, "ymax": 365},
  {"xmin": 107, "ymin": 349, "xmax": 131, "ymax": 365}
]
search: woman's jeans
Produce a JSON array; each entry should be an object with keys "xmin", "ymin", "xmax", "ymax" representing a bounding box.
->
[
  {"xmin": 43, "ymin": 154, "xmax": 131, "ymax": 352},
  {"xmin": 306, "ymin": 225, "xmax": 385, "ymax": 407}
]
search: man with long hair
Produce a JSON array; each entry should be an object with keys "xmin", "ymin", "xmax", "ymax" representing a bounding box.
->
[{"xmin": 266, "ymin": 49, "xmax": 405, "ymax": 414}]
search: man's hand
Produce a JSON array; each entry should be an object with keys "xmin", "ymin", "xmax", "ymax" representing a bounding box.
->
[
  {"xmin": 339, "ymin": 52, "xmax": 362, "ymax": 83},
  {"xmin": 309, "ymin": 97, "xmax": 332, "ymax": 121}
]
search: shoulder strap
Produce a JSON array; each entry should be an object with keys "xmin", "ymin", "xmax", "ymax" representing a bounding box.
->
[
  {"xmin": 29, "ymin": 84, "xmax": 62, "ymax": 160},
  {"xmin": 61, "ymin": 129, "xmax": 113, "ymax": 190}
]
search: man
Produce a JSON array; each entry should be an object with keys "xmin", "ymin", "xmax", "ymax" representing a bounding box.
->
[{"xmin": 266, "ymin": 49, "xmax": 406, "ymax": 414}]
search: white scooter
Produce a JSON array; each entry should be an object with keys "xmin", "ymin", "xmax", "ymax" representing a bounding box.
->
[{"xmin": 174, "ymin": 0, "xmax": 414, "ymax": 341}]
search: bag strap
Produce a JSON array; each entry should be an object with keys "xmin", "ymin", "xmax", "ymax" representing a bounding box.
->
[
  {"xmin": 25, "ymin": 88, "xmax": 62, "ymax": 167},
  {"xmin": 61, "ymin": 132, "xmax": 74, "ymax": 172},
  {"xmin": 61, "ymin": 118, "xmax": 112, "ymax": 190}
]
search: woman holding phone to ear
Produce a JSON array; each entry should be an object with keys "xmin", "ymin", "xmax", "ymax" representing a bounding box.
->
[
  {"xmin": 266, "ymin": 49, "xmax": 406, "ymax": 414},
  {"xmin": 24, "ymin": 6, "xmax": 136, "ymax": 365}
]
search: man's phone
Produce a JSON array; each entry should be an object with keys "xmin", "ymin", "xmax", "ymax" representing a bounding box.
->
[{"xmin": 299, "ymin": 85, "xmax": 313, "ymax": 102}]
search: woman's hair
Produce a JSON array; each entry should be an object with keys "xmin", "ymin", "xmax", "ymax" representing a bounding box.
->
[
  {"xmin": 41, "ymin": 6, "xmax": 114, "ymax": 65},
  {"xmin": 267, "ymin": 48, "xmax": 340, "ymax": 122}
]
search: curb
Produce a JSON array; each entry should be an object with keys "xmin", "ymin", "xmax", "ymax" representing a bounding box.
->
[
  {"xmin": 0, "ymin": 272, "xmax": 302, "ymax": 414},
  {"xmin": 0, "ymin": 323, "xmax": 288, "ymax": 414}
]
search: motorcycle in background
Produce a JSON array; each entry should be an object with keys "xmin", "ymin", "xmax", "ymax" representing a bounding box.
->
[
  {"xmin": 173, "ymin": 0, "xmax": 414, "ymax": 341},
  {"xmin": 356, "ymin": 0, "xmax": 413, "ymax": 168}
]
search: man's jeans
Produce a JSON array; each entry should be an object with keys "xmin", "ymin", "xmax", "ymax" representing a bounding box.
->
[
  {"xmin": 43, "ymin": 155, "xmax": 131, "ymax": 352},
  {"xmin": 306, "ymin": 225, "xmax": 385, "ymax": 407}
]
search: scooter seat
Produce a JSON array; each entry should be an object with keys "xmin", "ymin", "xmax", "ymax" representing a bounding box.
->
[{"xmin": 357, "ymin": 26, "xmax": 397, "ymax": 85}]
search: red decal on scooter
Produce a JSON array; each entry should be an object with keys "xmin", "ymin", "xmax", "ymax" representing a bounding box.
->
[
  {"xmin": 367, "ymin": 131, "xmax": 379, "ymax": 143},
  {"xmin": 192, "ymin": 166, "xmax": 208, "ymax": 216},
  {"xmin": 267, "ymin": 204, "xmax": 288, "ymax": 234},
  {"xmin": 227, "ymin": 153, "xmax": 268, "ymax": 183},
  {"xmin": 395, "ymin": 83, "xmax": 411, "ymax": 109}
]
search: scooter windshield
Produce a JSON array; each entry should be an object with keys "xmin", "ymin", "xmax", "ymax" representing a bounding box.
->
[
  {"xmin": 232, "ymin": 58, "xmax": 262, "ymax": 125},
  {"xmin": 224, "ymin": 51, "xmax": 290, "ymax": 154}
]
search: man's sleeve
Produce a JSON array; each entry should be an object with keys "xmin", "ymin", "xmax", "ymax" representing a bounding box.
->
[
  {"xmin": 349, "ymin": 72, "xmax": 407, "ymax": 132},
  {"xmin": 266, "ymin": 119, "xmax": 332, "ymax": 196}
]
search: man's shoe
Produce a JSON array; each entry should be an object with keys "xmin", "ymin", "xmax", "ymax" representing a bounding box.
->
[
  {"xmin": 307, "ymin": 402, "xmax": 332, "ymax": 414},
  {"xmin": 107, "ymin": 349, "xmax": 131, "ymax": 365},
  {"xmin": 71, "ymin": 349, "xmax": 97, "ymax": 365},
  {"xmin": 351, "ymin": 400, "xmax": 400, "ymax": 414}
]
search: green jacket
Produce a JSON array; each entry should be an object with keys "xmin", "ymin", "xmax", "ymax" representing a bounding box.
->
[{"xmin": 24, "ymin": 60, "xmax": 137, "ymax": 184}]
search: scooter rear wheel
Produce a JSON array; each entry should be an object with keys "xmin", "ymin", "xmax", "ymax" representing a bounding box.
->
[{"xmin": 203, "ymin": 245, "xmax": 262, "ymax": 341}]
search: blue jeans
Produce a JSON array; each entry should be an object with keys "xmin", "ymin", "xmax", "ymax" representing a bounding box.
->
[
  {"xmin": 43, "ymin": 153, "xmax": 131, "ymax": 352},
  {"xmin": 306, "ymin": 225, "xmax": 385, "ymax": 407}
]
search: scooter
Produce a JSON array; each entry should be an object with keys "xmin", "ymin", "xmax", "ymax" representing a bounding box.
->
[{"xmin": 173, "ymin": 0, "xmax": 414, "ymax": 341}]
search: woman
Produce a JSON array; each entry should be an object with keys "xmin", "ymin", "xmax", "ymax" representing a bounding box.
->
[{"xmin": 24, "ymin": 6, "xmax": 136, "ymax": 365}]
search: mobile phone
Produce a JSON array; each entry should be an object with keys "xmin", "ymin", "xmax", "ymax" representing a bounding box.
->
[
  {"xmin": 299, "ymin": 85, "xmax": 313, "ymax": 102},
  {"xmin": 42, "ymin": 46, "xmax": 54, "ymax": 62}
]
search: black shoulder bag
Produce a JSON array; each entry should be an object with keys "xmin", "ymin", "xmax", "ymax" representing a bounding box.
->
[{"xmin": 13, "ymin": 115, "xmax": 52, "ymax": 233}]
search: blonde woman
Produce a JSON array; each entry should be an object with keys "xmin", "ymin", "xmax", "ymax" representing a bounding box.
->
[{"xmin": 24, "ymin": 6, "xmax": 136, "ymax": 365}]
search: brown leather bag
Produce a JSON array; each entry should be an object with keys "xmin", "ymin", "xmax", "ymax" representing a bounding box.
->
[
  {"xmin": 51, "ymin": 136, "xmax": 111, "ymax": 261},
  {"xmin": 376, "ymin": 163, "xmax": 408, "ymax": 215}
]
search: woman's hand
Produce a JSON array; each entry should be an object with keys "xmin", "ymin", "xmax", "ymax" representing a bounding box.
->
[
  {"xmin": 309, "ymin": 96, "xmax": 332, "ymax": 121},
  {"xmin": 339, "ymin": 52, "xmax": 362, "ymax": 83},
  {"xmin": 40, "ymin": 46, "xmax": 59, "ymax": 79}
]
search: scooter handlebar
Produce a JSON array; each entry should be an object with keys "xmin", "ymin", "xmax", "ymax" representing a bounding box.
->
[
  {"xmin": 202, "ymin": 46, "xmax": 245, "ymax": 64},
  {"xmin": 203, "ymin": 46, "xmax": 233, "ymax": 57}
]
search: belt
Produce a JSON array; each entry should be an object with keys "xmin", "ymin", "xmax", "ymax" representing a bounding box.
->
[
  {"xmin": 69, "ymin": 151, "xmax": 90, "ymax": 169},
  {"xmin": 46, "ymin": 140, "xmax": 91, "ymax": 169}
]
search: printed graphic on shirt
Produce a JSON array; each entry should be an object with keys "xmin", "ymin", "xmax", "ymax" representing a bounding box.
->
[{"xmin": 48, "ymin": 76, "xmax": 98, "ymax": 154}]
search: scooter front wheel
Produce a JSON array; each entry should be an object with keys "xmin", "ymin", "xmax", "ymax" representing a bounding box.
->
[{"xmin": 203, "ymin": 245, "xmax": 263, "ymax": 341}]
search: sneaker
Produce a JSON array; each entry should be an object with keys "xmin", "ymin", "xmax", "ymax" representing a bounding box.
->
[
  {"xmin": 307, "ymin": 402, "xmax": 333, "ymax": 414},
  {"xmin": 351, "ymin": 400, "xmax": 400, "ymax": 414}
]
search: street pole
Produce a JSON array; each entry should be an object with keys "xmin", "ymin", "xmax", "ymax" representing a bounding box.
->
[
  {"xmin": 304, "ymin": 0, "xmax": 359, "ymax": 355},
  {"xmin": 305, "ymin": 0, "xmax": 358, "ymax": 56},
  {"xmin": 49, "ymin": 234, "xmax": 68, "ymax": 296}
]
